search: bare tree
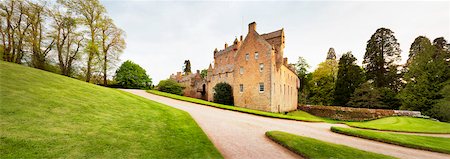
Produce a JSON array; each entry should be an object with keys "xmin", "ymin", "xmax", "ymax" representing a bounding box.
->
[
  {"xmin": 99, "ymin": 16, "xmax": 125, "ymax": 85},
  {"xmin": 60, "ymin": 0, "xmax": 105, "ymax": 82},
  {"xmin": 26, "ymin": 0, "xmax": 54, "ymax": 69},
  {"xmin": 1, "ymin": 0, "xmax": 31, "ymax": 64},
  {"xmin": 50, "ymin": 4, "xmax": 84, "ymax": 76}
]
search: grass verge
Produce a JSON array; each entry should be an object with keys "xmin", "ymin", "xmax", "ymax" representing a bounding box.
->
[
  {"xmin": 265, "ymin": 131, "xmax": 396, "ymax": 159},
  {"xmin": 345, "ymin": 116, "xmax": 450, "ymax": 134},
  {"xmin": 147, "ymin": 90, "xmax": 324, "ymax": 122},
  {"xmin": 0, "ymin": 61, "xmax": 222, "ymax": 158},
  {"xmin": 331, "ymin": 126, "xmax": 450, "ymax": 154}
]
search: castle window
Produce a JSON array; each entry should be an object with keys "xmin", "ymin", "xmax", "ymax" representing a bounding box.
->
[
  {"xmin": 259, "ymin": 63, "xmax": 264, "ymax": 72},
  {"xmin": 259, "ymin": 83, "xmax": 264, "ymax": 92},
  {"xmin": 240, "ymin": 66, "xmax": 244, "ymax": 74},
  {"xmin": 245, "ymin": 53, "xmax": 249, "ymax": 61},
  {"xmin": 240, "ymin": 84, "xmax": 244, "ymax": 93},
  {"xmin": 255, "ymin": 52, "xmax": 259, "ymax": 59},
  {"xmin": 226, "ymin": 72, "xmax": 228, "ymax": 77}
]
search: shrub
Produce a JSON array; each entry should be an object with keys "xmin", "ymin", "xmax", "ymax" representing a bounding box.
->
[
  {"xmin": 213, "ymin": 82, "xmax": 234, "ymax": 105},
  {"xmin": 114, "ymin": 60, "xmax": 152, "ymax": 89},
  {"xmin": 157, "ymin": 79, "xmax": 183, "ymax": 95}
]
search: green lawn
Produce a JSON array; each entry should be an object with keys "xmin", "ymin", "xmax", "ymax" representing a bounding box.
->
[
  {"xmin": 346, "ymin": 116, "xmax": 450, "ymax": 134},
  {"xmin": 331, "ymin": 127, "xmax": 450, "ymax": 154},
  {"xmin": 287, "ymin": 110, "xmax": 343, "ymax": 123},
  {"xmin": 0, "ymin": 61, "xmax": 222, "ymax": 158},
  {"xmin": 265, "ymin": 131, "xmax": 396, "ymax": 159},
  {"xmin": 147, "ymin": 90, "xmax": 323, "ymax": 122}
]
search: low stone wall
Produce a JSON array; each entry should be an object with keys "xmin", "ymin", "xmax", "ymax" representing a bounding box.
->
[{"xmin": 298, "ymin": 105, "xmax": 421, "ymax": 121}]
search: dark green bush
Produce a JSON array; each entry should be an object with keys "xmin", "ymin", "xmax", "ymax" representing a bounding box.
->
[
  {"xmin": 157, "ymin": 79, "xmax": 183, "ymax": 95},
  {"xmin": 213, "ymin": 82, "xmax": 234, "ymax": 105}
]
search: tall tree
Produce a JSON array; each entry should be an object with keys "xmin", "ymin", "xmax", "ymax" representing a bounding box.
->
[
  {"xmin": 1, "ymin": 0, "xmax": 31, "ymax": 64},
  {"xmin": 398, "ymin": 36, "xmax": 450, "ymax": 113},
  {"xmin": 50, "ymin": 4, "xmax": 84, "ymax": 76},
  {"xmin": 99, "ymin": 16, "xmax": 125, "ymax": 85},
  {"xmin": 183, "ymin": 60, "xmax": 191, "ymax": 75},
  {"xmin": 61, "ymin": 0, "xmax": 105, "ymax": 82},
  {"xmin": 293, "ymin": 56, "xmax": 310, "ymax": 104},
  {"xmin": 308, "ymin": 59, "xmax": 338, "ymax": 106},
  {"xmin": 363, "ymin": 28, "xmax": 401, "ymax": 88},
  {"xmin": 26, "ymin": 0, "xmax": 54, "ymax": 69},
  {"xmin": 407, "ymin": 36, "xmax": 428, "ymax": 66},
  {"xmin": 334, "ymin": 52, "xmax": 365, "ymax": 106},
  {"xmin": 326, "ymin": 47, "xmax": 336, "ymax": 60},
  {"xmin": 347, "ymin": 81, "xmax": 385, "ymax": 108}
]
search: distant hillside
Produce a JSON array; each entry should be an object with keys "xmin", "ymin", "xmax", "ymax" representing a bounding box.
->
[{"xmin": 0, "ymin": 61, "xmax": 222, "ymax": 158}]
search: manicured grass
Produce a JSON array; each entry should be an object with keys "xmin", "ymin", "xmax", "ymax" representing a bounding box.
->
[
  {"xmin": 331, "ymin": 127, "xmax": 450, "ymax": 154},
  {"xmin": 147, "ymin": 90, "xmax": 324, "ymax": 122},
  {"xmin": 265, "ymin": 131, "xmax": 396, "ymax": 159},
  {"xmin": 0, "ymin": 61, "xmax": 222, "ymax": 158},
  {"xmin": 345, "ymin": 116, "xmax": 450, "ymax": 134}
]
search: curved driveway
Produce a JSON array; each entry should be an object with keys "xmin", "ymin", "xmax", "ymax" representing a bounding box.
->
[{"xmin": 122, "ymin": 89, "xmax": 450, "ymax": 159}]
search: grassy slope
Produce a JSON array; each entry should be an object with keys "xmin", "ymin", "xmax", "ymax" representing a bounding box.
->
[
  {"xmin": 331, "ymin": 127, "xmax": 450, "ymax": 154},
  {"xmin": 147, "ymin": 90, "xmax": 323, "ymax": 122},
  {"xmin": 265, "ymin": 131, "xmax": 396, "ymax": 159},
  {"xmin": 346, "ymin": 116, "xmax": 450, "ymax": 134},
  {"xmin": 0, "ymin": 61, "xmax": 222, "ymax": 158}
]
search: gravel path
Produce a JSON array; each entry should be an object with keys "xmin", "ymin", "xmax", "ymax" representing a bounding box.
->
[{"xmin": 122, "ymin": 89, "xmax": 450, "ymax": 159}]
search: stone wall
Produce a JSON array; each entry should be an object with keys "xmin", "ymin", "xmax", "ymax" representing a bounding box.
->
[{"xmin": 298, "ymin": 105, "xmax": 422, "ymax": 121}]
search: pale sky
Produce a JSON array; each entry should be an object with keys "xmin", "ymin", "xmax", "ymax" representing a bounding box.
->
[{"xmin": 101, "ymin": 0, "xmax": 450, "ymax": 84}]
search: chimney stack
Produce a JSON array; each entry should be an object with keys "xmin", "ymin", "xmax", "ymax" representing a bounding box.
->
[
  {"xmin": 248, "ymin": 22, "xmax": 256, "ymax": 32},
  {"xmin": 240, "ymin": 35, "xmax": 243, "ymax": 41},
  {"xmin": 225, "ymin": 43, "xmax": 228, "ymax": 49}
]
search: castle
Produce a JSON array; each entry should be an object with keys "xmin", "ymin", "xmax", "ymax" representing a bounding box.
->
[{"xmin": 171, "ymin": 22, "xmax": 299, "ymax": 113}]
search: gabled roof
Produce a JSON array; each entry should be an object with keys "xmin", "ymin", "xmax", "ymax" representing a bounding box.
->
[{"xmin": 261, "ymin": 29, "xmax": 283, "ymax": 46}]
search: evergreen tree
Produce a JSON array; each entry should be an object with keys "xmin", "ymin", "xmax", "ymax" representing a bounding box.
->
[
  {"xmin": 213, "ymin": 82, "xmax": 234, "ymax": 105},
  {"xmin": 398, "ymin": 37, "xmax": 450, "ymax": 113},
  {"xmin": 363, "ymin": 28, "xmax": 401, "ymax": 88},
  {"xmin": 183, "ymin": 60, "xmax": 192, "ymax": 75},
  {"xmin": 347, "ymin": 81, "xmax": 386, "ymax": 108},
  {"xmin": 326, "ymin": 48, "xmax": 336, "ymax": 60},
  {"xmin": 334, "ymin": 52, "xmax": 365, "ymax": 106}
]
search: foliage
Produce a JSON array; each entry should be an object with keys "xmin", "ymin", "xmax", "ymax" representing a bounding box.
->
[
  {"xmin": 347, "ymin": 81, "xmax": 385, "ymax": 108},
  {"xmin": 147, "ymin": 90, "xmax": 324, "ymax": 122},
  {"xmin": 293, "ymin": 56, "xmax": 311, "ymax": 104},
  {"xmin": 266, "ymin": 131, "xmax": 395, "ymax": 159},
  {"xmin": 0, "ymin": 61, "xmax": 222, "ymax": 158},
  {"xmin": 183, "ymin": 60, "xmax": 192, "ymax": 75},
  {"xmin": 346, "ymin": 116, "xmax": 450, "ymax": 133},
  {"xmin": 429, "ymin": 81, "xmax": 450, "ymax": 122},
  {"xmin": 331, "ymin": 127, "xmax": 450, "ymax": 154},
  {"xmin": 308, "ymin": 59, "xmax": 338, "ymax": 105},
  {"xmin": 363, "ymin": 28, "xmax": 401, "ymax": 89},
  {"xmin": 114, "ymin": 60, "xmax": 152, "ymax": 89},
  {"xmin": 213, "ymin": 82, "xmax": 234, "ymax": 105},
  {"xmin": 200, "ymin": 69, "xmax": 208, "ymax": 78},
  {"xmin": 398, "ymin": 37, "xmax": 450, "ymax": 114},
  {"xmin": 157, "ymin": 79, "xmax": 183, "ymax": 95},
  {"xmin": 334, "ymin": 52, "xmax": 365, "ymax": 106}
]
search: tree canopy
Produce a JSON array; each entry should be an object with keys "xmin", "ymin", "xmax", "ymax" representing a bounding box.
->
[
  {"xmin": 308, "ymin": 59, "xmax": 338, "ymax": 105},
  {"xmin": 114, "ymin": 60, "xmax": 151, "ymax": 89}
]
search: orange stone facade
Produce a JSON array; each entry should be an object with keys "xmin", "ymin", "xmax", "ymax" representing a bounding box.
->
[{"xmin": 206, "ymin": 22, "xmax": 299, "ymax": 113}]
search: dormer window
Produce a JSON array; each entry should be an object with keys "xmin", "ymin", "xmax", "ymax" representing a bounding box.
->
[
  {"xmin": 255, "ymin": 52, "xmax": 259, "ymax": 59},
  {"xmin": 245, "ymin": 53, "xmax": 249, "ymax": 61}
]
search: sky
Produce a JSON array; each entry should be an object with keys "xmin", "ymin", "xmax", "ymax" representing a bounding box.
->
[{"xmin": 101, "ymin": 0, "xmax": 450, "ymax": 84}]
